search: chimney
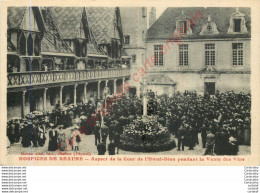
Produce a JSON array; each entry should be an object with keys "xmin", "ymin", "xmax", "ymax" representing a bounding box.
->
[{"xmin": 149, "ymin": 7, "xmax": 156, "ymax": 28}]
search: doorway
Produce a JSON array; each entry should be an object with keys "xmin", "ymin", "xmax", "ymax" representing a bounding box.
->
[{"xmin": 204, "ymin": 82, "xmax": 215, "ymax": 95}]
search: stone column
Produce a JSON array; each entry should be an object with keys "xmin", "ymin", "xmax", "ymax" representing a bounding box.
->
[
  {"xmin": 22, "ymin": 91, "xmax": 27, "ymax": 118},
  {"xmin": 113, "ymin": 79, "xmax": 117, "ymax": 94},
  {"xmin": 122, "ymin": 78, "xmax": 125, "ymax": 94},
  {"xmin": 97, "ymin": 81, "xmax": 101, "ymax": 100},
  {"xmin": 43, "ymin": 88, "xmax": 48, "ymax": 112},
  {"xmin": 143, "ymin": 94, "xmax": 147, "ymax": 116},
  {"xmin": 60, "ymin": 86, "xmax": 64, "ymax": 108},
  {"xmin": 84, "ymin": 83, "xmax": 88, "ymax": 103},
  {"xmin": 74, "ymin": 84, "xmax": 78, "ymax": 105}
]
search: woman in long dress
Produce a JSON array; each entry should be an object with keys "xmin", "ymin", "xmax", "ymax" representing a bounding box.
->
[
  {"xmin": 21, "ymin": 122, "xmax": 31, "ymax": 148},
  {"xmin": 48, "ymin": 127, "xmax": 58, "ymax": 151},
  {"xmin": 58, "ymin": 126, "xmax": 67, "ymax": 151},
  {"xmin": 38, "ymin": 126, "xmax": 46, "ymax": 147}
]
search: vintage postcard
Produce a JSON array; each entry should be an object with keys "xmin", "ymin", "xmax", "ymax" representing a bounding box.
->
[{"xmin": 0, "ymin": 0, "xmax": 259, "ymax": 166}]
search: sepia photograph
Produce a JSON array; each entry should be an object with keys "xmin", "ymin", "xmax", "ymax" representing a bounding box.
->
[{"xmin": 5, "ymin": 6, "xmax": 252, "ymax": 157}]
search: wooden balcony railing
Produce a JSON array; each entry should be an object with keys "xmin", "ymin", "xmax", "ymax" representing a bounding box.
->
[{"xmin": 7, "ymin": 68, "xmax": 131, "ymax": 87}]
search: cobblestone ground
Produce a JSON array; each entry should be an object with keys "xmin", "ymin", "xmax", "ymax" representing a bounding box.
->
[{"xmin": 8, "ymin": 128, "xmax": 251, "ymax": 156}]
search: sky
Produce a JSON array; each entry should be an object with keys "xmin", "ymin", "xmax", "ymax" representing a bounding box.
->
[{"xmin": 156, "ymin": 7, "xmax": 167, "ymax": 19}]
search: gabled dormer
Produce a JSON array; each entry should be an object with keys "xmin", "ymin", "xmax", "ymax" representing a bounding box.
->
[
  {"xmin": 200, "ymin": 15, "xmax": 219, "ymax": 35},
  {"xmin": 7, "ymin": 7, "xmax": 45, "ymax": 56},
  {"xmin": 174, "ymin": 10, "xmax": 192, "ymax": 35},
  {"xmin": 74, "ymin": 8, "xmax": 89, "ymax": 57},
  {"xmin": 228, "ymin": 8, "xmax": 248, "ymax": 34}
]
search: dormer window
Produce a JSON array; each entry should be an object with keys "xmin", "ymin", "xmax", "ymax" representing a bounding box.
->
[
  {"xmin": 228, "ymin": 8, "xmax": 248, "ymax": 34},
  {"xmin": 234, "ymin": 19, "xmax": 241, "ymax": 32},
  {"xmin": 179, "ymin": 21, "xmax": 187, "ymax": 34},
  {"xmin": 174, "ymin": 10, "xmax": 192, "ymax": 35},
  {"xmin": 200, "ymin": 15, "xmax": 219, "ymax": 35}
]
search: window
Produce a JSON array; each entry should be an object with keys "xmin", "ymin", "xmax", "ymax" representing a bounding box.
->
[
  {"xmin": 19, "ymin": 33, "xmax": 26, "ymax": 55},
  {"xmin": 234, "ymin": 19, "xmax": 241, "ymax": 32},
  {"xmin": 27, "ymin": 34, "xmax": 33, "ymax": 56},
  {"xmin": 124, "ymin": 35, "xmax": 130, "ymax": 45},
  {"xmin": 205, "ymin": 44, "xmax": 215, "ymax": 66},
  {"xmin": 179, "ymin": 44, "xmax": 188, "ymax": 66},
  {"xmin": 207, "ymin": 24, "xmax": 212, "ymax": 32},
  {"xmin": 154, "ymin": 45, "xmax": 164, "ymax": 66},
  {"xmin": 178, "ymin": 21, "xmax": 187, "ymax": 35},
  {"xmin": 232, "ymin": 43, "xmax": 243, "ymax": 65},
  {"xmin": 132, "ymin": 54, "xmax": 136, "ymax": 63}
]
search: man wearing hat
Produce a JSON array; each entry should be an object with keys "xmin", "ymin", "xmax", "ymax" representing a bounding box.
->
[
  {"xmin": 101, "ymin": 123, "xmax": 109, "ymax": 144},
  {"xmin": 14, "ymin": 119, "xmax": 21, "ymax": 143},
  {"xmin": 94, "ymin": 121, "xmax": 101, "ymax": 146},
  {"xmin": 109, "ymin": 121, "xmax": 116, "ymax": 142},
  {"xmin": 204, "ymin": 129, "xmax": 215, "ymax": 155},
  {"xmin": 8, "ymin": 120, "xmax": 16, "ymax": 144},
  {"xmin": 21, "ymin": 121, "xmax": 31, "ymax": 148},
  {"xmin": 177, "ymin": 122, "xmax": 186, "ymax": 151}
]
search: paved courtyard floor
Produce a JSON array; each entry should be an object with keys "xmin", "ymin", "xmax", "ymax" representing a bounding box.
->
[{"xmin": 8, "ymin": 130, "xmax": 251, "ymax": 156}]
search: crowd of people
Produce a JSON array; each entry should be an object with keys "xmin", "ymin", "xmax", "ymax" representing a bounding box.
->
[
  {"xmin": 7, "ymin": 90, "xmax": 251, "ymax": 156},
  {"xmin": 7, "ymin": 61, "xmax": 130, "ymax": 73},
  {"xmin": 158, "ymin": 91, "xmax": 251, "ymax": 155}
]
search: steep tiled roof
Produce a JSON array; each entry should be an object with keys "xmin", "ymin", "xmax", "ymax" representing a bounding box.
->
[
  {"xmin": 147, "ymin": 7, "xmax": 251, "ymax": 40},
  {"xmin": 7, "ymin": 7, "xmax": 27, "ymax": 29},
  {"xmin": 85, "ymin": 7, "xmax": 120, "ymax": 44},
  {"xmin": 50, "ymin": 7, "xmax": 83, "ymax": 39},
  {"xmin": 41, "ymin": 8, "xmax": 73, "ymax": 55},
  {"xmin": 48, "ymin": 7, "xmax": 106, "ymax": 57},
  {"xmin": 144, "ymin": 73, "xmax": 176, "ymax": 85},
  {"xmin": 87, "ymin": 42, "xmax": 106, "ymax": 56}
]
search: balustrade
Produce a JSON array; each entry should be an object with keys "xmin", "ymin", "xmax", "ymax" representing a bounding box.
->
[{"xmin": 7, "ymin": 68, "xmax": 131, "ymax": 87}]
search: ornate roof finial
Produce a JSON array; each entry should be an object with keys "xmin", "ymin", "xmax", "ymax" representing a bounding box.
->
[
  {"xmin": 207, "ymin": 15, "xmax": 211, "ymax": 22},
  {"xmin": 236, "ymin": 7, "xmax": 239, "ymax": 13},
  {"xmin": 181, "ymin": 9, "xmax": 184, "ymax": 15}
]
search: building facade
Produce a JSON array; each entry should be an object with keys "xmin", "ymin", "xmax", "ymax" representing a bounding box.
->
[
  {"xmin": 146, "ymin": 8, "xmax": 251, "ymax": 95},
  {"xmin": 7, "ymin": 7, "xmax": 131, "ymax": 119}
]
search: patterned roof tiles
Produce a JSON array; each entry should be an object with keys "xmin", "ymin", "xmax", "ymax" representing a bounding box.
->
[
  {"xmin": 41, "ymin": 8, "xmax": 73, "ymax": 54},
  {"xmin": 85, "ymin": 7, "xmax": 120, "ymax": 44},
  {"xmin": 50, "ymin": 7, "xmax": 84, "ymax": 39},
  {"xmin": 7, "ymin": 7, "xmax": 27, "ymax": 29}
]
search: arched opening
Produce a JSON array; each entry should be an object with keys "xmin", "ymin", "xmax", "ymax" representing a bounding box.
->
[
  {"xmin": 82, "ymin": 42, "xmax": 87, "ymax": 57},
  {"xmin": 87, "ymin": 60, "xmax": 94, "ymax": 69},
  {"xmin": 42, "ymin": 58, "xmax": 53, "ymax": 71},
  {"xmin": 34, "ymin": 34, "xmax": 40, "ymax": 56},
  {"xmin": 32, "ymin": 59, "xmax": 40, "ymax": 71},
  {"xmin": 7, "ymin": 55, "xmax": 20, "ymax": 73},
  {"xmin": 19, "ymin": 33, "xmax": 26, "ymax": 55},
  {"xmin": 27, "ymin": 34, "xmax": 33, "ymax": 56},
  {"xmin": 75, "ymin": 40, "xmax": 81, "ymax": 57}
]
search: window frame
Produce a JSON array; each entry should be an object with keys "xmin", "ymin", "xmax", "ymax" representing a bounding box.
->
[
  {"xmin": 233, "ymin": 18, "xmax": 242, "ymax": 33},
  {"xmin": 232, "ymin": 43, "xmax": 243, "ymax": 66},
  {"xmin": 204, "ymin": 43, "xmax": 216, "ymax": 66},
  {"xmin": 124, "ymin": 35, "xmax": 130, "ymax": 45},
  {"xmin": 154, "ymin": 45, "xmax": 164, "ymax": 67},
  {"xmin": 132, "ymin": 54, "xmax": 136, "ymax": 63},
  {"xmin": 178, "ymin": 44, "xmax": 189, "ymax": 66},
  {"xmin": 178, "ymin": 21, "xmax": 187, "ymax": 35}
]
